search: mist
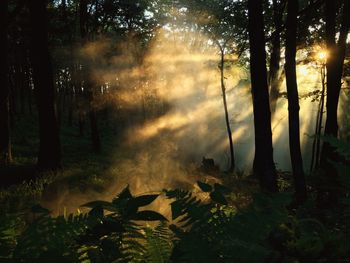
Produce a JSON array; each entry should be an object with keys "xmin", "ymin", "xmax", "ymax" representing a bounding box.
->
[{"xmin": 39, "ymin": 24, "xmax": 350, "ymax": 215}]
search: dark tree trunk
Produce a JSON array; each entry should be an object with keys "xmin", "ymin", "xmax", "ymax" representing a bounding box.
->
[
  {"xmin": 310, "ymin": 65, "xmax": 326, "ymax": 173},
  {"xmin": 0, "ymin": 0, "xmax": 12, "ymax": 165},
  {"xmin": 67, "ymin": 66, "xmax": 74, "ymax": 127},
  {"xmin": 269, "ymin": 0, "xmax": 284, "ymax": 115},
  {"xmin": 28, "ymin": 0, "xmax": 61, "ymax": 171},
  {"xmin": 80, "ymin": 0, "xmax": 101, "ymax": 153},
  {"xmin": 285, "ymin": 0, "xmax": 307, "ymax": 202},
  {"xmin": 219, "ymin": 46, "xmax": 235, "ymax": 172},
  {"xmin": 321, "ymin": 0, "xmax": 350, "ymax": 170},
  {"xmin": 24, "ymin": 58, "xmax": 33, "ymax": 114},
  {"xmin": 248, "ymin": 0, "xmax": 278, "ymax": 193},
  {"xmin": 15, "ymin": 50, "xmax": 26, "ymax": 115}
]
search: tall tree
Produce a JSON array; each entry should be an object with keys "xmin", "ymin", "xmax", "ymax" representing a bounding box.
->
[
  {"xmin": 285, "ymin": 0, "xmax": 307, "ymax": 201},
  {"xmin": 269, "ymin": 0, "xmax": 285, "ymax": 115},
  {"xmin": 218, "ymin": 42, "xmax": 235, "ymax": 172},
  {"xmin": 28, "ymin": 0, "xmax": 61, "ymax": 170},
  {"xmin": 0, "ymin": 0, "xmax": 12, "ymax": 165},
  {"xmin": 321, "ymin": 0, "xmax": 350, "ymax": 171},
  {"xmin": 247, "ymin": 0, "xmax": 278, "ymax": 192},
  {"xmin": 80, "ymin": 0, "xmax": 101, "ymax": 153}
]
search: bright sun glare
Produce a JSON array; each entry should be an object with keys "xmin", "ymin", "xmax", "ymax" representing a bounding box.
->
[{"xmin": 317, "ymin": 50, "xmax": 328, "ymax": 61}]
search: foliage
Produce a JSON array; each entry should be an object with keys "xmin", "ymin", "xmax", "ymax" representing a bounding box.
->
[
  {"xmin": 143, "ymin": 222, "xmax": 172, "ymax": 263},
  {"xmin": 0, "ymin": 174, "xmax": 55, "ymax": 213},
  {"xmin": 0, "ymin": 185, "xmax": 167, "ymax": 262},
  {"xmin": 2, "ymin": 174, "xmax": 350, "ymax": 262},
  {"xmin": 1, "ymin": 139, "xmax": 350, "ymax": 262},
  {"xmin": 166, "ymin": 184, "xmax": 291, "ymax": 262}
]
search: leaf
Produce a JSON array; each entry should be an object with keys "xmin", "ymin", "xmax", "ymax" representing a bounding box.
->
[
  {"xmin": 118, "ymin": 185, "xmax": 133, "ymax": 200},
  {"xmin": 88, "ymin": 205, "xmax": 104, "ymax": 218},
  {"xmin": 197, "ymin": 181, "xmax": 213, "ymax": 192},
  {"xmin": 171, "ymin": 201, "xmax": 183, "ymax": 220},
  {"xmin": 132, "ymin": 211, "xmax": 168, "ymax": 221},
  {"xmin": 130, "ymin": 194, "xmax": 159, "ymax": 208},
  {"xmin": 210, "ymin": 191, "xmax": 228, "ymax": 205},
  {"xmin": 81, "ymin": 200, "xmax": 118, "ymax": 212},
  {"xmin": 169, "ymin": 224, "xmax": 184, "ymax": 237}
]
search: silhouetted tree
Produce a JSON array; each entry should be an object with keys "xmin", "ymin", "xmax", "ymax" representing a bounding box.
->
[
  {"xmin": 269, "ymin": 0, "xmax": 285, "ymax": 115},
  {"xmin": 247, "ymin": 0, "xmax": 278, "ymax": 192},
  {"xmin": 218, "ymin": 42, "xmax": 235, "ymax": 172},
  {"xmin": 28, "ymin": 0, "xmax": 61, "ymax": 170},
  {"xmin": 285, "ymin": 0, "xmax": 307, "ymax": 201},
  {"xmin": 80, "ymin": 0, "xmax": 101, "ymax": 153},
  {"xmin": 0, "ymin": 0, "xmax": 12, "ymax": 165},
  {"xmin": 321, "ymin": 0, "xmax": 350, "ymax": 172}
]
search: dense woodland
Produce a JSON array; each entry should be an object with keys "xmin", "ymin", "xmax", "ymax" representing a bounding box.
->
[{"xmin": 1, "ymin": 0, "xmax": 350, "ymax": 262}]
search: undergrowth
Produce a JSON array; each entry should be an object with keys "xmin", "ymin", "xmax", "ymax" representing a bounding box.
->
[{"xmin": 1, "ymin": 137, "xmax": 350, "ymax": 262}]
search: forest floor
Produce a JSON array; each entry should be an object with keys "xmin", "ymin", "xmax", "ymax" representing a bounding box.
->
[
  {"xmin": 1, "ymin": 111, "xmax": 294, "ymax": 217},
  {"xmin": 1, "ymin": 112, "xmax": 252, "ymax": 215}
]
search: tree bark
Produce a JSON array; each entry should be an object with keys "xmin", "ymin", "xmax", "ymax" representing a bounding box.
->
[
  {"xmin": 219, "ymin": 45, "xmax": 235, "ymax": 172},
  {"xmin": 0, "ymin": 0, "xmax": 12, "ymax": 165},
  {"xmin": 248, "ymin": 0, "xmax": 278, "ymax": 193},
  {"xmin": 28, "ymin": 0, "xmax": 61, "ymax": 171},
  {"xmin": 285, "ymin": 0, "xmax": 307, "ymax": 202},
  {"xmin": 321, "ymin": 0, "xmax": 350, "ymax": 170},
  {"xmin": 269, "ymin": 0, "xmax": 284, "ymax": 115}
]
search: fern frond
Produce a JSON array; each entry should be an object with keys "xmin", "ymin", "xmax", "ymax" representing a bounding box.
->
[{"xmin": 144, "ymin": 222, "xmax": 172, "ymax": 263}]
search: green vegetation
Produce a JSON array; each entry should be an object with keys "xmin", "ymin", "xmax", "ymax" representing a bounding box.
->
[{"xmin": 1, "ymin": 137, "xmax": 350, "ymax": 262}]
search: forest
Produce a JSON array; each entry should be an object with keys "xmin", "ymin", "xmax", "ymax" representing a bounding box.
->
[{"xmin": 1, "ymin": 0, "xmax": 350, "ymax": 262}]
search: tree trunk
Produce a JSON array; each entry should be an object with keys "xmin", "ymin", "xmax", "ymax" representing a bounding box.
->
[
  {"xmin": 310, "ymin": 65, "xmax": 326, "ymax": 173},
  {"xmin": 248, "ymin": 0, "xmax": 278, "ymax": 193},
  {"xmin": 28, "ymin": 0, "xmax": 61, "ymax": 171},
  {"xmin": 269, "ymin": 0, "xmax": 284, "ymax": 115},
  {"xmin": 219, "ymin": 46, "xmax": 235, "ymax": 172},
  {"xmin": 0, "ymin": 0, "xmax": 12, "ymax": 165},
  {"xmin": 80, "ymin": 0, "xmax": 101, "ymax": 153},
  {"xmin": 321, "ymin": 0, "xmax": 350, "ymax": 170},
  {"xmin": 285, "ymin": 0, "xmax": 307, "ymax": 202}
]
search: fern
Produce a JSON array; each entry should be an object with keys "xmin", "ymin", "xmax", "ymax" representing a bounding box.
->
[
  {"xmin": 166, "ymin": 182, "xmax": 293, "ymax": 262},
  {"xmin": 13, "ymin": 211, "xmax": 91, "ymax": 262},
  {"xmin": 80, "ymin": 185, "xmax": 167, "ymax": 262},
  {"xmin": 143, "ymin": 222, "xmax": 172, "ymax": 263},
  {"xmin": 0, "ymin": 213, "xmax": 26, "ymax": 261}
]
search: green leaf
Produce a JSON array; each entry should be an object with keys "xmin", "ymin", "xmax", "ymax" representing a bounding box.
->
[
  {"xmin": 197, "ymin": 181, "xmax": 213, "ymax": 192},
  {"xmin": 210, "ymin": 191, "xmax": 228, "ymax": 205},
  {"xmin": 132, "ymin": 211, "xmax": 168, "ymax": 221}
]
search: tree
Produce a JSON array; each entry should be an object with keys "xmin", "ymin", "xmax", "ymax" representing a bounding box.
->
[
  {"xmin": 321, "ymin": 0, "xmax": 350, "ymax": 172},
  {"xmin": 183, "ymin": 0, "xmax": 251, "ymax": 172},
  {"xmin": 247, "ymin": 0, "xmax": 278, "ymax": 192},
  {"xmin": 269, "ymin": 0, "xmax": 285, "ymax": 115},
  {"xmin": 218, "ymin": 41, "xmax": 235, "ymax": 172},
  {"xmin": 0, "ymin": 0, "xmax": 12, "ymax": 165},
  {"xmin": 284, "ymin": 0, "xmax": 307, "ymax": 201},
  {"xmin": 28, "ymin": 0, "xmax": 61, "ymax": 171},
  {"xmin": 79, "ymin": 0, "xmax": 101, "ymax": 153}
]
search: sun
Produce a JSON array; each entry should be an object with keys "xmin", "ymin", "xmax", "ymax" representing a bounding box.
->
[{"xmin": 317, "ymin": 50, "xmax": 328, "ymax": 61}]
